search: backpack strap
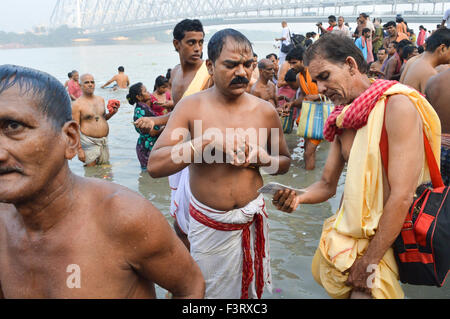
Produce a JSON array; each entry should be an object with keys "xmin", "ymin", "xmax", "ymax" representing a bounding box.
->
[{"xmin": 379, "ymin": 96, "xmax": 444, "ymax": 189}]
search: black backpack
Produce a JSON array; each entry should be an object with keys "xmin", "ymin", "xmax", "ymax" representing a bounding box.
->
[
  {"xmin": 380, "ymin": 107, "xmax": 450, "ymax": 287},
  {"xmin": 280, "ymin": 32, "xmax": 306, "ymax": 53},
  {"xmin": 291, "ymin": 33, "xmax": 305, "ymax": 47}
]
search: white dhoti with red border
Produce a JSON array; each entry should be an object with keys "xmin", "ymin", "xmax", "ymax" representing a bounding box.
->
[{"xmin": 188, "ymin": 194, "xmax": 272, "ymax": 299}]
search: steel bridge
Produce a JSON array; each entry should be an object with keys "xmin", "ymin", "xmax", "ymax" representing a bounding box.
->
[{"xmin": 49, "ymin": 0, "xmax": 449, "ymax": 37}]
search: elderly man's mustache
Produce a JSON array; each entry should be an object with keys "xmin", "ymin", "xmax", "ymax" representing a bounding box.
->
[{"xmin": 230, "ymin": 76, "xmax": 249, "ymax": 86}]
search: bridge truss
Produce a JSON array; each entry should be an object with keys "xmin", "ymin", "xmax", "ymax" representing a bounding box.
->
[{"xmin": 49, "ymin": 0, "xmax": 449, "ymax": 35}]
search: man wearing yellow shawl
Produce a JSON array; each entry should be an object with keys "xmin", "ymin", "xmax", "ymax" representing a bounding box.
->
[
  {"xmin": 135, "ymin": 19, "xmax": 211, "ymax": 249},
  {"xmin": 273, "ymin": 33, "xmax": 441, "ymax": 299}
]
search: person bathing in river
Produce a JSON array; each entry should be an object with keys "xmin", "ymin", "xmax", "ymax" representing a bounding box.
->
[
  {"xmin": 72, "ymin": 74, "xmax": 119, "ymax": 166},
  {"xmin": 150, "ymin": 75, "xmax": 174, "ymax": 115},
  {"xmin": 127, "ymin": 82, "xmax": 164, "ymax": 170}
]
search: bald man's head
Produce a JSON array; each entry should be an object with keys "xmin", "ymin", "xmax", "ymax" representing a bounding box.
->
[{"xmin": 80, "ymin": 73, "xmax": 95, "ymax": 95}]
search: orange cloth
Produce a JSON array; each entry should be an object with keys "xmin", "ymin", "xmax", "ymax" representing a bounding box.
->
[
  {"xmin": 396, "ymin": 32, "xmax": 409, "ymax": 42},
  {"xmin": 396, "ymin": 22, "xmax": 407, "ymax": 35},
  {"xmin": 298, "ymin": 69, "xmax": 319, "ymax": 96},
  {"xmin": 296, "ymin": 69, "xmax": 320, "ymax": 126}
]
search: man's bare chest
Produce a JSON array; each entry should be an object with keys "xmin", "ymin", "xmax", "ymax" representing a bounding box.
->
[
  {"xmin": 172, "ymin": 72, "xmax": 197, "ymax": 105},
  {"xmin": 80, "ymin": 101, "xmax": 105, "ymax": 122}
]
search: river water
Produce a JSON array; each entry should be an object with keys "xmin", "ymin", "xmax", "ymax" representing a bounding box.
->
[{"xmin": 1, "ymin": 42, "xmax": 448, "ymax": 299}]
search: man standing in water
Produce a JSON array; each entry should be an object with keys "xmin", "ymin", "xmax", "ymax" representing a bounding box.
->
[
  {"xmin": 101, "ymin": 66, "xmax": 130, "ymax": 90},
  {"xmin": 250, "ymin": 58, "xmax": 278, "ymax": 107},
  {"xmin": 134, "ymin": 19, "xmax": 211, "ymax": 249},
  {"xmin": 72, "ymin": 74, "xmax": 119, "ymax": 166},
  {"xmin": 273, "ymin": 33, "xmax": 440, "ymax": 299},
  {"xmin": 284, "ymin": 46, "xmax": 322, "ymax": 170},
  {"xmin": 148, "ymin": 29, "xmax": 291, "ymax": 298},
  {"xmin": 0, "ymin": 64, "xmax": 205, "ymax": 299}
]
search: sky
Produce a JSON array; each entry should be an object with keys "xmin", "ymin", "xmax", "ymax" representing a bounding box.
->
[{"xmin": 0, "ymin": 0, "xmax": 57, "ymax": 33}]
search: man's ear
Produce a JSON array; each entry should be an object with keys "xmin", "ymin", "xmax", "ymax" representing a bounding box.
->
[
  {"xmin": 206, "ymin": 59, "xmax": 214, "ymax": 76},
  {"xmin": 173, "ymin": 39, "xmax": 180, "ymax": 52},
  {"xmin": 345, "ymin": 56, "xmax": 359, "ymax": 75},
  {"xmin": 62, "ymin": 121, "xmax": 80, "ymax": 160},
  {"xmin": 438, "ymin": 44, "xmax": 448, "ymax": 56}
]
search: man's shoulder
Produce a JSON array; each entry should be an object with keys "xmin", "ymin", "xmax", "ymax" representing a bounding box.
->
[
  {"xmin": 95, "ymin": 95, "xmax": 105, "ymax": 103},
  {"xmin": 385, "ymin": 93, "xmax": 419, "ymax": 119},
  {"xmin": 245, "ymin": 92, "xmax": 277, "ymax": 114},
  {"xmin": 171, "ymin": 64, "xmax": 182, "ymax": 76},
  {"xmin": 426, "ymin": 68, "xmax": 450, "ymax": 95},
  {"xmin": 80, "ymin": 177, "xmax": 159, "ymax": 239}
]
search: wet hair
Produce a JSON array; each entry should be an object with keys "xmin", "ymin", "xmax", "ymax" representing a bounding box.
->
[
  {"xmin": 67, "ymin": 72, "xmax": 72, "ymax": 79},
  {"xmin": 154, "ymin": 76, "xmax": 169, "ymax": 91},
  {"xmin": 207, "ymin": 28, "xmax": 253, "ymax": 64},
  {"xmin": 0, "ymin": 64, "xmax": 72, "ymax": 130},
  {"xmin": 304, "ymin": 33, "xmax": 368, "ymax": 74},
  {"xmin": 126, "ymin": 82, "xmax": 144, "ymax": 105},
  {"xmin": 425, "ymin": 28, "xmax": 450, "ymax": 53},
  {"xmin": 401, "ymin": 45, "xmax": 416, "ymax": 60},
  {"xmin": 284, "ymin": 68, "xmax": 298, "ymax": 82},
  {"xmin": 286, "ymin": 45, "xmax": 305, "ymax": 62},
  {"xmin": 397, "ymin": 39, "xmax": 412, "ymax": 53},
  {"xmin": 118, "ymin": 66, "xmax": 124, "ymax": 72},
  {"xmin": 383, "ymin": 21, "xmax": 396, "ymax": 29},
  {"xmin": 173, "ymin": 19, "xmax": 204, "ymax": 41},
  {"xmin": 362, "ymin": 28, "xmax": 371, "ymax": 35},
  {"xmin": 266, "ymin": 53, "xmax": 278, "ymax": 60}
]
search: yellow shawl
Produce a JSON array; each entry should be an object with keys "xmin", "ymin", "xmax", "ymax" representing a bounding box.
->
[
  {"xmin": 312, "ymin": 83, "xmax": 441, "ymax": 299},
  {"xmin": 182, "ymin": 61, "xmax": 211, "ymax": 98}
]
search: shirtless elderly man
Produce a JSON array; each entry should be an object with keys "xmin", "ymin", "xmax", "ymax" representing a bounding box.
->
[
  {"xmin": 400, "ymin": 28, "xmax": 450, "ymax": 93},
  {"xmin": 72, "ymin": 73, "xmax": 118, "ymax": 166},
  {"xmin": 148, "ymin": 29, "xmax": 291, "ymax": 299},
  {"xmin": 101, "ymin": 66, "xmax": 130, "ymax": 90},
  {"xmin": 0, "ymin": 64, "xmax": 204, "ymax": 298},
  {"xmin": 250, "ymin": 58, "xmax": 278, "ymax": 107},
  {"xmin": 273, "ymin": 33, "xmax": 440, "ymax": 299}
]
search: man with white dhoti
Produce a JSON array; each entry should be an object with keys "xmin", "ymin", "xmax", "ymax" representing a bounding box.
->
[
  {"xmin": 148, "ymin": 29, "xmax": 291, "ymax": 298},
  {"xmin": 134, "ymin": 19, "xmax": 211, "ymax": 248},
  {"xmin": 72, "ymin": 73, "xmax": 119, "ymax": 166}
]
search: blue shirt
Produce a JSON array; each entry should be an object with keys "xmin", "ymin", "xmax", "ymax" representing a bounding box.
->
[{"xmin": 355, "ymin": 37, "xmax": 368, "ymax": 61}]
